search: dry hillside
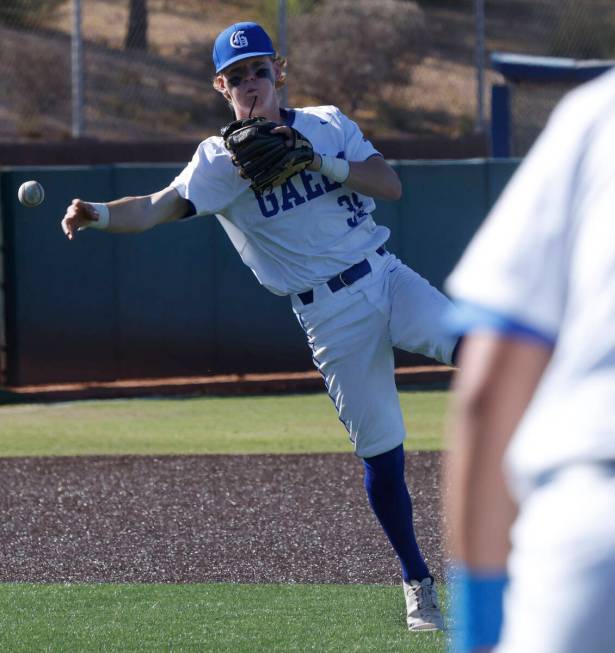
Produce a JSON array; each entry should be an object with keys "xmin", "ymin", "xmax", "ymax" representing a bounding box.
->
[{"xmin": 1, "ymin": 0, "xmax": 614, "ymax": 143}]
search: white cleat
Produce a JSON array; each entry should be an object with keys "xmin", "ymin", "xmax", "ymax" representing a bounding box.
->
[{"xmin": 403, "ymin": 577, "xmax": 445, "ymax": 632}]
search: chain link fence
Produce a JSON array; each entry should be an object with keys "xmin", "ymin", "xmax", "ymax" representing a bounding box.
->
[
  {"xmin": 0, "ymin": 0, "xmax": 613, "ymax": 144},
  {"xmin": 0, "ymin": 0, "xmax": 225, "ymax": 142},
  {"xmin": 485, "ymin": 0, "xmax": 615, "ymax": 156}
]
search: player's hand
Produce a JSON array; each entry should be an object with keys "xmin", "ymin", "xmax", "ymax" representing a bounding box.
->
[
  {"xmin": 61, "ymin": 199, "xmax": 101, "ymax": 240},
  {"xmin": 270, "ymin": 125, "xmax": 323, "ymax": 171},
  {"xmin": 270, "ymin": 124, "xmax": 293, "ymax": 145},
  {"xmin": 307, "ymin": 152, "xmax": 322, "ymax": 172},
  {"xmin": 222, "ymin": 118, "xmax": 314, "ymax": 193},
  {"xmin": 270, "ymin": 126, "xmax": 320, "ymax": 171}
]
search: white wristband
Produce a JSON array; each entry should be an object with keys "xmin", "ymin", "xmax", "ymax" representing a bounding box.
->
[
  {"xmin": 318, "ymin": 155, "xmax": 350, "ymax": 183},
  {"xmin": 87, "ymin": 202, "xmax": 110, "ymax": 230}
]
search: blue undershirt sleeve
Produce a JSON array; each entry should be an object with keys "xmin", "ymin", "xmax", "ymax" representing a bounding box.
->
[{"xmin": 446, "ymin": 300, "xmax": 556, "ymax": 347}]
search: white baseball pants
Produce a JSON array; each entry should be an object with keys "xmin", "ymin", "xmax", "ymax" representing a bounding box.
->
[
  {"xmin": 497, "ymin": 463, "xmax": 615, "ymax": 653},
  {"xmin": 291, "ymin": 251, "xmax": 457, "ymax": 458}
]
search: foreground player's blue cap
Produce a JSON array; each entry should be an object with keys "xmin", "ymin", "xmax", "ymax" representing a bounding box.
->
[{"xmin": 213, "ymin": 22, "xmax": 276, "ymax": 73}]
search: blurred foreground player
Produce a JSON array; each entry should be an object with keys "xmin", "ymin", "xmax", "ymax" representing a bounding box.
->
[
  {"xmin": 444, "ymin": 69, "xmax": 615, "ymax": 652},
  {"xmin": 61, "ymin": 21, "xmax": 459, "ymax": 631}
]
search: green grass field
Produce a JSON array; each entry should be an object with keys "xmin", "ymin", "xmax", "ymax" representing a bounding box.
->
[
  {"xmin": 0, "ymin": 389, "xmax": 450, "ymax": 653},
  {"xmin": 0, "ymin": 389, "xmax": 449, "ymax": 457},
  {"xmin": 0, "ymin": 583, "xmax": 449, "ymax": 653}
]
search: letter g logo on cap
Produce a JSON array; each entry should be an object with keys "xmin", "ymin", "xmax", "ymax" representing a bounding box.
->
[{"xmin": 230, "ymin": 30, "xmax": 248, "ymax": 49}]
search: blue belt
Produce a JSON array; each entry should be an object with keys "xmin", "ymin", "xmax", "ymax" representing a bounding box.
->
[{"xmin": 297, "ymin": 246, "xmax": 386, "ymax": 306}]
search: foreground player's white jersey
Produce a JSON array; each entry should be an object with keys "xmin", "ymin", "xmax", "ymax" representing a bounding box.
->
[
  {"xmin": 171, "ymin": 105, "xmax": 389, "ymax": 295},
  {"xmin": 446, "ymin": 69, "xmax": 615, "ymax": 498}
]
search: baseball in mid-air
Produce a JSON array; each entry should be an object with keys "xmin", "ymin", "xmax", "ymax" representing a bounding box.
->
[{"xmin": 18, "ymin": 180, "xmax": 45, "ymax": 208}]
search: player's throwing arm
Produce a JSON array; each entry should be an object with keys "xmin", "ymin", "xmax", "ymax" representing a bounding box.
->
[{"xmin": 61, "ymin": 187, "xmax": 192, "ymax": 239}]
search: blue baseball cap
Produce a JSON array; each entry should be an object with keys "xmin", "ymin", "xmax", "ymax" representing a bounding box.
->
[{"xmin": 213, "ymin": 22, "xmax": 276, "ymax": 73}]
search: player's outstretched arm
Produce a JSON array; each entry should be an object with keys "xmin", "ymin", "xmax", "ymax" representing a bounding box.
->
[{"xmin": 61, "ymin": 186, "xmax": 192, "ymax": 240}]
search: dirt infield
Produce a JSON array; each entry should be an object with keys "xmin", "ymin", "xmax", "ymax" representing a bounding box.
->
[{"xmin": 0, "ymin": 451, "xmax": 447, "ymax": 585}]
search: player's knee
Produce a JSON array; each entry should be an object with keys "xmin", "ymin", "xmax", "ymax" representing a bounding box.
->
[{"xmin": 363, "ymin": 444, "xmax": 405, "ymax": 488}]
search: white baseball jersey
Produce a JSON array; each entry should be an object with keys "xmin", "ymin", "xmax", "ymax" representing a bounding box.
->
[
  {"xmin": 446, "ymin": 69, "xmax": 615, "ymax": 498},
  {"xmin": 171, "ymin": 105, "xmax": 389, "ymax": 295},
  {"xmin": 171, "ymin": 103, "xmax": 457, "ymax": 457}
]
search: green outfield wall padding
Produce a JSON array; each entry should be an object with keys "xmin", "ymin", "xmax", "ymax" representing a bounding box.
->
[{"xmin": 0, "ymin": 160, "xmax": 519, "ymax": 385}]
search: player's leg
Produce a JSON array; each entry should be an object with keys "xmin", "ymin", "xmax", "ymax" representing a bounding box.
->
[
  {"xmin": 497, "ymin": 465, "xmax": 615, "ymax": 653},
  {"xmin": 292, "ymin": 273, "xmax": 443, "ymax": 630},
  {"xmin": 293, "ymin": 282, "xmax": 405, "ymax": 458},
  {"xmin": 363, "ymin": 443, "xmax": 444, "ymax": 631},
  {"xmin": 363, "ymin": 444, "xmax": 428, "ymax": 582},
  {"xmin": 361, "ymin": 254, "xmax": 453, "ymax": 628},
  {"xmin": 385, "ymin": 258, "xmax": 459, "ymax": 364}
]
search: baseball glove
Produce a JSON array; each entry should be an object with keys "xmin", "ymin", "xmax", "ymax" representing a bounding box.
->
[{"xmin": 221, "ymin": 117, "xmax": 314, "ymax": 193}]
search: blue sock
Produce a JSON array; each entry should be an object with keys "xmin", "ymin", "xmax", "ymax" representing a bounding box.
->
[{"xmin": 363, "ymin": 444, "xmax": 430, "ymax": 583}]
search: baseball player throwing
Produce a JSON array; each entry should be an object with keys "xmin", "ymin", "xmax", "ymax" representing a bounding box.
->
[
  {"xmin": 444, "ymin": 68, "xmax": 615, "ymax": 652},
  {"xmin": 61, "ymin": 21, "xmax": 459, "ymax": 631}
]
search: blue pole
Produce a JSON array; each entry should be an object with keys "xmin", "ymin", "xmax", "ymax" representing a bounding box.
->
[{"xmin": 490, "ymin": 84, "xmax": 511, "ymax": 158}]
